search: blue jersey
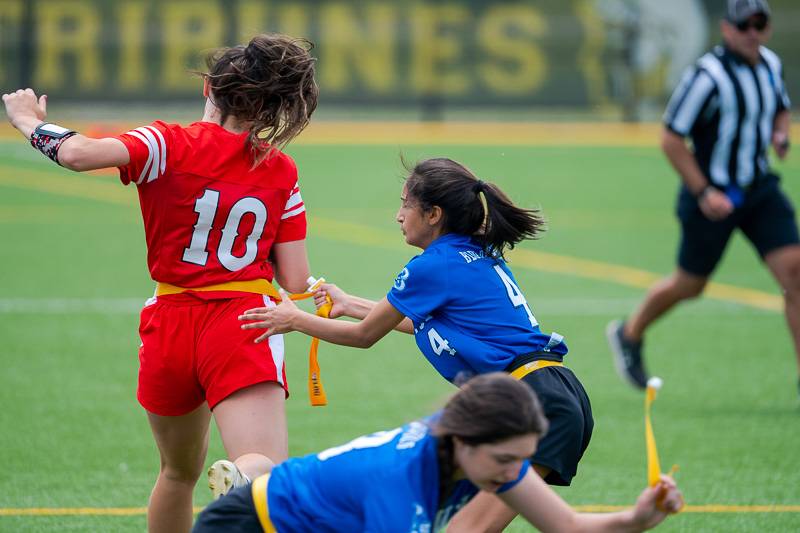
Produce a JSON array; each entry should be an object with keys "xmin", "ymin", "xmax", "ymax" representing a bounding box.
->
[
  {"xmin": 387, "ymin": 234, "xmax": 567, "ymax": 383},
  {"xmin": 266, "ymin": 417, "xmax": 529, "ymax": 533}
]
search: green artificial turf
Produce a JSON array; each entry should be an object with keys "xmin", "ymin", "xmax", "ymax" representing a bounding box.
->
[{"xmin": 1, "ymin": 140, "xmax": 798, "ymax": 532}]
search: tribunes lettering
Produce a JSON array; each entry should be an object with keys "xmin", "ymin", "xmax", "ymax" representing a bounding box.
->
[{"xmin": 0, "ymin": 0, "xmax": 563, "ymax": 101}]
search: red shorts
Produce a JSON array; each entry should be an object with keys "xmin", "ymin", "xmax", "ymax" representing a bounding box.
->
[{"xmin": 137, "ymin": 292, "xmax": 287, "ymax": 416}]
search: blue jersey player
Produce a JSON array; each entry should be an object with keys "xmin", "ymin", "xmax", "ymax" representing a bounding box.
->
[
  {"xmin": 241, "ymin": 158, "xmax": 594, "ymax": 531},
  {"xmin": 193, "ymin": 374, "xmax": 682, "ymax": 533}
]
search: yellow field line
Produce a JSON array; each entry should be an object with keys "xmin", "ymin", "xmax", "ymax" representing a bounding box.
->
[
  {"xmin": 3, "ymin": 121, "xmax": 800, "ymax": 146},
  {"xmin": 2, "ymin": 121, "xmax": 799, "ymax": 145},
  {"xmin": 1, "ymin": 505, "xmax": 798, "ymax": 516},
  {"xmin": 0, "ymin": 164, "xmax": 783, "ymax": 312},
  {"xmin": 575, "ymin": 505, "xmax": 800, "ymax": 513},
  {"xmin": 0, "ymin": 507, "xmax": 201, "ymax": 516},
  {"xmin": 308, "ymin": 218, "xmax": 783, "ymax": 312},
  {"xmin": 0, "ymin": 121, "xmax": 663, "ymax": 145}
]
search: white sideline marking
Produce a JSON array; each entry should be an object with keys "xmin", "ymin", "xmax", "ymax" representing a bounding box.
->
[{"xmin": 0, "ymin": 298, "xmax": 145, "ymax": 314}]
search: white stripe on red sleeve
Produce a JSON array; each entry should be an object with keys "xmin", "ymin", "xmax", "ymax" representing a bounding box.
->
[
  {"xmin": 126, "ymin": 130, "xmax": 154, "ymax": 185},
  {"xmin": 283, "ymin": 182, "xmax": 304, "ymax": 215},
  {"xmin": 126, "ymin": 126, "xmax": 167, "ymax": 184},
  {"xmin": 281, "ymin": 205, "xmax": 306, "ymax": 220}
]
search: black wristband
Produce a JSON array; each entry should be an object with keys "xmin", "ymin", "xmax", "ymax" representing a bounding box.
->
[{"xmin": 30, "ymin": 122, "xmax": 78, "ymax": 165}]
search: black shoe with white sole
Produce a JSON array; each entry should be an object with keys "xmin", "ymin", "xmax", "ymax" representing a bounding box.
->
[{"xmin": 606, "ymin": 319, "xmax": 648, "ymax": 390}]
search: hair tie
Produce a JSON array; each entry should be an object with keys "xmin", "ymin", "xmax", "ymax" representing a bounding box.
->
[{"xmin": 474, "ymin": 180, "xmax": 489, "ymax": 233}]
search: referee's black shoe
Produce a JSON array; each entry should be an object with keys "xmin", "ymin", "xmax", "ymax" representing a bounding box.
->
[{"xmin": 606, "ymin": 320, "xmax": 648, "ymax": 389}]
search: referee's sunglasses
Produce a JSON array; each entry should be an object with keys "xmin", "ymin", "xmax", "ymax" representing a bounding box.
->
[{"xmin": 735, "ymin": 14, "xmax": 768, "ymax": 32}]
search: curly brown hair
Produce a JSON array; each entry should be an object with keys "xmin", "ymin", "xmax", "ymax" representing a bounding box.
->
[{"xmin": 203, "ymin": 33, "xmax": 318, "ymax": 162}]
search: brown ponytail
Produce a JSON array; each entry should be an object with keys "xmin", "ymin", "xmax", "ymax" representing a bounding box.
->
[{"xmin": 405, "ymin": 158, "xmax": 545, "ymax": 259}]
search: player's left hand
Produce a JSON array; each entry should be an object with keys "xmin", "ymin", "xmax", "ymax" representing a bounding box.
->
[
  {"xmin": 630, "ymin": 475, "xmax": 684, "ymax": 530},
  {"xmin": 2, "ymin": 88, "xmax": 47, "ymax": 127},
  {"xmin": 773, "ymin": 131, "xmax": 790, "ymax": 160},
  {"xmin": 239, "ymin": 289, "xmax": 300, "ymax": 342}
]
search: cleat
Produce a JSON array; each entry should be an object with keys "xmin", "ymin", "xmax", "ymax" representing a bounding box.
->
[
  {"xmin": 606, "ymin": 319, "xmax": 648, "ymax": 389},
  {"xmin": 207, "ymin": 459, "xmax": 250, "ymax": 500}
]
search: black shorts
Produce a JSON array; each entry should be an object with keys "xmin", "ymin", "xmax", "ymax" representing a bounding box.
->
[
  {"xmin": 676, "ymin": 174, "xmax": 800, "ymax": 276},
  {"xmin": 518, "ymin": 364, "xmax": 594, "ymax": 486},
  {"xmin": 192, "ymin": 484, "xmax": 261, "ymax": 533}
]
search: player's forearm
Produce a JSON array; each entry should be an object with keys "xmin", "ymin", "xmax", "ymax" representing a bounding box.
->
[
  {"xmin": 342, "ymin": 295, "xmax": 379, "ymax": 319},
  {"xmin": 9, "ymin": 114, "xmax": 40, "ymax": 139},
  {"xmin": 567, "ymin": 510, "xmax": 644, "ymax": 533},
  {"xmin": 291, "ymin": 311, "xmax": 382, "ymax": 348},
  {"xmin": 661, "ymin": 129, "xmax": 708, "ymax": 195},
  {"xmin": 340, "ymin": 295, "xmax": 413, "ymax": 334}
]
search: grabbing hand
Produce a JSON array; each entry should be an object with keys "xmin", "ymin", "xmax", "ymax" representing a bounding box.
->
[
  {"xmin": 698, "ymin": 187, "xmax": 734, "ymax": 221},
  {"xmin": 239, "ymin": 289, "xmax": 301, "ymax": 343},
  {"xmin": 313, "ymin": 283, "xmax": 350, "ymax": 319},
  {"xmin": 2, "ymin": 89, "xmax": 47, "ymax": 131},
  {"xmin": 773, "ymin": 131, "xmax": 790, "ymax": 160},
  {"xmin": 630, "ymin": 475, "xmax": 684, "ymax": 530}
]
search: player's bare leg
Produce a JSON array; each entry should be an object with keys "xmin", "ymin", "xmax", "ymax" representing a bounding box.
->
[
  {"xmin": 146, "ymin": 404, "xmax": 212, "ymax": 533},
  {"xmin": 446, "ymin": 465, "xmax": 552, "ymax": 533},
  {"xmin": 764, "ymin": 245, "xmax": 800, "ymax": 382},
  {"xmin": 212, "ymin": 381, "xmax": 287, "ymax": 481},
  {"xmin": 625, "ymin": 268, "xmax": 708, "ymax": 341}
]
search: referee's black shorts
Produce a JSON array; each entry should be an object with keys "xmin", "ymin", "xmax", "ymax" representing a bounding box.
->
[
  {"xmin": 193, "ymin": 484, "xmax": 261, "ymax": 533},
  {"xmin": 676, "ymin": 173, "xmax": 800, "ymax": 276},
  {"xmin": 512, "ymin": 359, "xmax": 594, "ymax": 486}
]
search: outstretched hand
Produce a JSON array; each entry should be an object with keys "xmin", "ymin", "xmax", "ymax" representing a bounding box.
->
[
  {"xmin": 239, "ymin": 289, "xmax": 301, "ymax": 343},
  {"xmin": 631, "ymin": 475, "xmax": 684, "ymax": 530}
]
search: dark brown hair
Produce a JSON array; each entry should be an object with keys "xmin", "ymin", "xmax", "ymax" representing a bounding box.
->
[
  {"xmin": 405, "ymin": 158, "xmax": 545, "ymax": 258},
  {"xmin": 432, "ymin": 373, "xmax": 548, "ymax": 501},
  {"xmin": 204, "ymin": 34, "xmax": 318, "ymax": 161}
]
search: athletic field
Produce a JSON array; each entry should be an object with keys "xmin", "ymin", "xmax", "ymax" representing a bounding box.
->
[{"xmin": 1, "ymin": 123, "xmax": 799, "ymax": 531}]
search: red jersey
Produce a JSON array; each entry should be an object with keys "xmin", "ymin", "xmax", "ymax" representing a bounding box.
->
[{"xmin": 116, "ymin": 121, "xmax": 306, "ymax": 288}]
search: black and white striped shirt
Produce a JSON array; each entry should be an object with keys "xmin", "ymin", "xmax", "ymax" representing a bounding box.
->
[{"xmin": 664, "ymin": 45, "xmax": 791, "ymax": 188}]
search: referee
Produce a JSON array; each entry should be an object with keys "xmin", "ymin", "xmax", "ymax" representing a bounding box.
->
[{"xmin": 607, "ymin": 0, "xmax": 800, "ymax": 394}]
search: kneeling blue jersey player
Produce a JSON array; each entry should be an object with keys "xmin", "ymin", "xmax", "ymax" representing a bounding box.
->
[
  {"xmin": 193, "ymin": 374, "xmax": 682, "ymax": 533},
  {"xmin": 240, "ymin": 157, "xmax": 593, "ymax": 531}
]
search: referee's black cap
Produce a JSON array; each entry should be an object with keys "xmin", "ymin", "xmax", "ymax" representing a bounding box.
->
[{"xmin": 726, "ymin": 0, "xmax": 770, "ymax": 24}]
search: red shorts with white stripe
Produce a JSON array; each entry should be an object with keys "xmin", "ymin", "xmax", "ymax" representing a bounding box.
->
[{"xmin": 136, "ymin": 292, "xmax": 287, "ymax": 416}]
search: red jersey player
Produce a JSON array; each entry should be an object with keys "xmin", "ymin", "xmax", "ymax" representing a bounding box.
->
[{"xmin": 3, "ymin": 34, "xmax": 318, "ymax": 533}]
